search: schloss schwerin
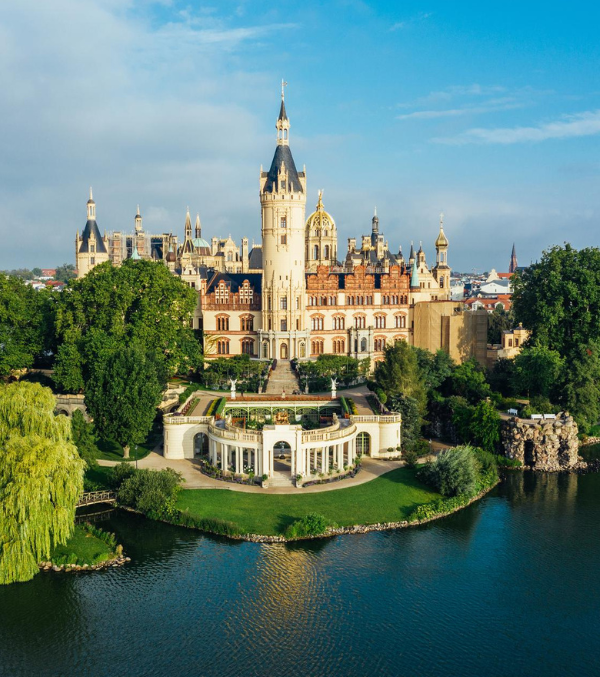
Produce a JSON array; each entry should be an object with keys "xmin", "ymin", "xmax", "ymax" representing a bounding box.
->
[{"xmin": 74, "ymin": 91, "xmax": 488, "ymax": 477}]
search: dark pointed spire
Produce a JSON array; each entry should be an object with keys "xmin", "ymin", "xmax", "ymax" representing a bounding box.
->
[{"xmin": 509, "ymin": 243, "xmax": 518, "ymax": 274}]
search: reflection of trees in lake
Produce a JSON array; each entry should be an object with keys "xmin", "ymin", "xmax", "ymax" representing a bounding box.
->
[{"xmin": 502, "ymin": 471, "xmax": 579, "ymax": 514}]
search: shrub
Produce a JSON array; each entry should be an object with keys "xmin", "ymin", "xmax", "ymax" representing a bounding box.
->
[
  {"xmin": 418, "ymin": 445, "xmax": 481, "ymax": 497},
  {"xmin": 403, "ymin": 449, "xmax": 419, "ymax": 468},
  {"xmin": 108, "ymin": 462, "xmax": 136, "ymax": 490},
  {"xmin": 173, "ymin": 511, "xmax": 242, "ymax": 536},
  {"xmin": 117, "ymin": 468, "xmax": 183, "ymax": 518},
  {"xmin": 285, "ymin": 512, "xmax": 329, "ymax": 538}
]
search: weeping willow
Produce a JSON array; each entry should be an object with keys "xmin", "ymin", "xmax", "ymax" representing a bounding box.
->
[{"xmin": 0, "ymin": 382, "xmax": 85, "ymax": 584}]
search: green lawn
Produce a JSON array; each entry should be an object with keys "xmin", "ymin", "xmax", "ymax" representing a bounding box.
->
[
  {"xmin": 176, "ymin": 467, "xmax": 441, "ymax": 535},
  {"xmin": 92, "ymin": 419, "xmax": 162, "ymax": 462},
  {"xmin": 84, "ymin": 465, "xmax": 113, "ymax": 489},
  {"xmin": 50, "ymin": 525, "xmax": 115, "ymax": 566}
]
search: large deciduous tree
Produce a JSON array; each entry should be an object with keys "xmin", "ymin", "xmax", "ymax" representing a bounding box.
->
[
  {"xmin": 512, "ymin": 346, "xmax": 564, "ymax": 399},
  {"xmin": 0, "ymin": 276, "xmax": 50, "ymax": 377},
  {"xmin": 53, "ymin": 259, "xmax": 201, "ymax": 391},
  {"xmin": 84, "ymin": 343, "xmax": 165, "ymax": 458},
  {"xmin": 0, "ymin": 382, "xmax": 85, "ymax": 584},
  {"xmin": 375, "ymin": 341, "xmax": 426, "ymax": 410},
  {"xmin": 512, "ymin": 244, "xmax": 600, "ymax": 356}
]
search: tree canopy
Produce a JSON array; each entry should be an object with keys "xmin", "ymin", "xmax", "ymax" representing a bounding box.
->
[
  {"xmin": 53, "ymin": 259, "xmax": 201, "ymax": 391},
  {"xmin": 0, "ymin": 276, "xmax": 50, "ymax": 377},
  {"xmin": 512, "ymin": 244, "xmax": 600, "ymax": 356},
  {"xmin": 0, "ymin": 382, "xmax": 85, "ymax": 584},
  {"xmin": 84, "ymin": 343, "xmax": 165, "ymax": 457},
  {"xmin": 374, "ymin": 340, "xmax": 426, "ymax": 411}
]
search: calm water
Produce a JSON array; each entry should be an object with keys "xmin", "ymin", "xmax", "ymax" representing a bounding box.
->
[{"xmin": 1, "ymin": 472, "xmax": 599, "ymax": 677}]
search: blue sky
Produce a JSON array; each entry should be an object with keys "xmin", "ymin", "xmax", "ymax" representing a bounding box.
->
[{"xmin": 1, "ymin": 0, "xmax": 599, "ymax": 272}]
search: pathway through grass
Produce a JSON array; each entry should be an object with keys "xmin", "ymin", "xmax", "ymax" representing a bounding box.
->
[{"xmin": 176, "ymin": 467, "xmax": 441, "ymax": 535}]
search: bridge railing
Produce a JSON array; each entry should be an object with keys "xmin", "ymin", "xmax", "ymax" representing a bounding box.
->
[{"xmin": 76, "ymin": 491, "xmax": 116, "ymax": 507}]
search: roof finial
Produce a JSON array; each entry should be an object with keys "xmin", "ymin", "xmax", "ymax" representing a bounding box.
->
[
  {"xmin": 89, "ymin": 186, "xmax": 93, "ymax": 200},
  {"xmin": 281, "ymin": 79, "xmax": 288, "ymax": 100},
  {"xmin": 440, "ymin": 211, "xmax": 444, "ymax": 226},
  {"xmin": 374, "ymin": 206, "xmax": 377, "ymax": 217},
  {"xmin": 137, "ymin": 204, "xmax": 140, "ymax": 216}
]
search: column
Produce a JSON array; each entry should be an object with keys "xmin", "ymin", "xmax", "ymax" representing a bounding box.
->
[{"xmin": 235, "ymin": 447, "xmax": 241, "ymax": 474}]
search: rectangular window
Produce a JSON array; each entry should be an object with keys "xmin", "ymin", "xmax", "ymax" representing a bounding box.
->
[
  {"xmin": 281, "ymin": 234, "xmax": 287, "ymax": 245},
  {"xmin": 280, "ymin": 297, "xmax": 287, "ymax": 310},
  {"xmin": 280, "ymin": 216, "xmax": 287, "ymax": 228}
]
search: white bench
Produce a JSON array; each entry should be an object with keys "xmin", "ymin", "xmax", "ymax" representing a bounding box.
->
[
  {"xmin": 531, "ymin": 414, "xmax": 543, "ymax": 420},
  {"xmin": 543, "ymin": 414, "xmax": 556, "ymax": 420},
  {"xmin": 507, "ymin": 408, "xmax": 519, "ymax": 416}
]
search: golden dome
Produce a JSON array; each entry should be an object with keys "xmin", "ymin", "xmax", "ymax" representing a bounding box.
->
[
  {"xmin": 305, "ymin": 191, "xmax": 336, "ymax": 233},
  {"xmin": 435, "ymin": 213, "xmax": 448, "ymax": 247}
]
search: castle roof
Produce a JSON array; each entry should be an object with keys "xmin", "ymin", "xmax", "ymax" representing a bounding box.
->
[
  {"xmin": 263, "ymin": 144, "xmax": 303, "ymax": 193},
  {"xmin": 79, "ymin": 219, "xmax": 107, "ymax": 254},
  {"xmin": 206, "ymin": 272, "xmax": 262, "ymax": 294}
]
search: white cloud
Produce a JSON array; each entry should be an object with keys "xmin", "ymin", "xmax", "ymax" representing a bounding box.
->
[
  {"xmin": 389, "ymin": 11, "xmax": 432, "ymax": 31},
  {"xmin": 433, "ymin": 109, "xmax": 600, "ymax": 145},
  {"xmin": 397, "ymin": 98, "xmax": 523, "ymax": 120}
]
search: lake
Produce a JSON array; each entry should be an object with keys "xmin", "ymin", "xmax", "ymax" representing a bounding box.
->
[{"xmin": 1, "ymin": 471, "xmax": 599, "ymax": 677}]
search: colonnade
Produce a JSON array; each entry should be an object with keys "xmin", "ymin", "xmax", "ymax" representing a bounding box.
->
[{"xmin": 202, "ymin": 433, "xmax": 359, "ymax": 479}]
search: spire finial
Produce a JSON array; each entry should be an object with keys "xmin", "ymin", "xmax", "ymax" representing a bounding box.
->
[
  {"xmin": 281, "ymin": 79, "xmax": 288, "ymax": 100},
  {"xmin": 374, "ymin": 206, "xmax": 377, "ymax": 217},
  {"xmin": 440, "ymin": 211, "xmax": 444, "ymax": 226},
  {"xmin": 89, "ymin": 186, "xmax": 93, "ymax": 200},
  {"xmin": 137, "ymin": 204, "xmax": 140, "ymax": 216}
]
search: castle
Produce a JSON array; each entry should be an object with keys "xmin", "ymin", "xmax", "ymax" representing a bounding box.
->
[{"xmin": 76, "ymin": 89, "xmax": 487, "ymax": 366}]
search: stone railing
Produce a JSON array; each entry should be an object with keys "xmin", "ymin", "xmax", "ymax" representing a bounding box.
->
[
  {"xmin": 165, "ymin": 415, "xmax": 214, "ymax": 425},
  {"xmin": 302, "ymin": 423, "xmax": 356, "ymax": 443},
  {"xmin": 350, "ymin": 414, "xmax": 402, "ymax": 423},
  {"xmin": 208, "ymin": 422, "xmax": 260, "ymax": 443}
]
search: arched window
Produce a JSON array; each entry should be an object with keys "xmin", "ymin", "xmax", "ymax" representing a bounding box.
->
[
  {"xmin": 241, "ymin": 339, "xmax": 254, "ymax": 355},
  {"xmin": 241, "ymin": 315, "xmax": 254, "ymax": 331},
  {"xmin": 299, "ymin": 341, "xmax": 306, "ymax": 358},
  {"xmin": 311, "ymin": 339, "xmax": 324, "ymax": 356},
  {"xmin": 313, "ymin": 245, "xmax": 319, "ymax": 260},
  {"xmin": 324, "ymin": 245, "xmax": 330, "ymax": 259},
  {"xmin": 333, "ymin": 316, "xmax": 345, "ymax": 330},
  {"xmin": 333, "ymin": 339, "xmax": 345, "ymax": 354},
  {"xmin": 357, "ymin": 432, "xmax": 371, "ymax": 455},
  {"xmin": 360, "ymin": 337, "xmax": 368, "ymax": 352},
  {"xmin": 262, "ymin": 342, "xmax": 269, "ymax": 358},
  {"xmin": 354, "ymin": 315, "xmax": 366, "ymax": 329},
  {"xmin": 375, "ymin": 315, "xmax": 386, "ymax": 329},
  {"xmin": 217, "ymin": 316, "xmax": 230, "ymax": 331},
  {"xmin": 395, "ymin": 314, "xmax": 406, "ymax": 328},
  {"xmin": 217, "ymin": 339, "xmax": 229, "ymax": 355},
  {"xmin": 374, "ymin": 337, "xmax": 386, "ymax": 352},
  {"xmin": 311, "ymin": 316, "xmax": 324, "ymax": 331}
]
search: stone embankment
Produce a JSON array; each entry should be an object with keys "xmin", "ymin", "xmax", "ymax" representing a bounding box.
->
[
  {"xmin": 501, "ymin": 412, "xmax": 582, "ymax": 471},
  {"xmin": 39, "ymin": 556, "xmax": 131, "ymax": 573}
]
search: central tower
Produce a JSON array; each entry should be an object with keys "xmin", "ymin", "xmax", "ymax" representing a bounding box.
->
[{"xmin": 259, "ymin": 85, "xmax": 309, "ymax": 361}]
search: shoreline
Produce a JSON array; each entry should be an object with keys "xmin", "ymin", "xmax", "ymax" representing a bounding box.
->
[{"xmin": 151, "ymin": 477, "xmax": 502, "ymax": 543}]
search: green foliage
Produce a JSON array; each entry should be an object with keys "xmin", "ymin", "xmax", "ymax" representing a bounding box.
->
[
  {"xmin": 54, "ymin": 263, "xmax": 77, "ymax": 283},
  {"xmin": 469, "ymin": 400, "xmax": 501, "ymax": 452},
  {"xmin": 108, "ymin": 462, "xmax": 137, "ymax": 490},
  {"xmin": 375, "ymin": 341, "xmax": 426, "ymax": 409},
  {"xmin": 413, "ymin": 347, "xmax": 455, "ymax": 390},
  {"xmin": 487, "ymin": 307, "xmax": 514, "ymax": 344},
  {"xmin": 446, "ymin": 358, "xmax": 491, "ymax": 404},
  {"xmin": 513, "ymin": 346, "xmax": 564, "ymax": 399},
  {"xmin": 285, "ymin": 512, "xmax": 329, "ymax": 539},
  {"xmin": 85, "ymin": 343, "xmax": 165, "ymax": 455},
  {"xmin": 294, "ymin": 355, "xmax": 369, "ymax": 392},
  {"xmin": 558, "ymin": 340, "xmax": 600, "ymax": 432},
  {"xmin": 117, "ymin": 468, "xmax": 183, "ymax": 519},
  {"xmin": 200, "ymin": 354, "xmax": 270, "ymax": 391},
  {"xmin": 409, "ymin": 493, "xmax": 474, "ymax": 522},
  {"xmin": 0, "ymin": 275, "xmax": 50, "ymax": 376},
  {"xmin": 418, "ymin": 445, "xmax": 481, "ymax": 497},
  {"xmin": 172, "ymin": 511, "xmax": 242, "ymax": 536},
  {"xmin": 71, "ymin": 410, "xmax": 98, "ymax": 469},
  {"xmin": 0, "ymin": 382, "xmax": 85, "ymax": 584},
  {"xmin": 488, "ymin": 358, "xmax": 518, "ymax": 397},
  {"xmin": 53, "ymin": 259, "xmax": 201, "ymax": 391},
  {"xmin": 512, "ymin": 243, "xmax": 600, "ymax": 356},
  {"xmin": 403, "ymin": 449, "xmax": 419, "ymax": 468},
  {"xmin": 339, "ymin": 396, "xmax": 349, "ymax": 415},
  {"xmin": 388, "ymin": 395, "xmax": 421, "ymax": 452}
]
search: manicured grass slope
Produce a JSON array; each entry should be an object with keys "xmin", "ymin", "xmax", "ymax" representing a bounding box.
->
[
  {"xmin": 176, "ymin": 467, "xmax": 441, "ymax": 535},
  {"xmin": 50, "ymin": 526, "xmax": 114, "ymax": 565}
]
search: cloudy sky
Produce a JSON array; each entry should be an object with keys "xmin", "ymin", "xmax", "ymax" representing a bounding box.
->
[{"xmin": 1, "ymin": 0, "xmax": 599, "ymax": 272}]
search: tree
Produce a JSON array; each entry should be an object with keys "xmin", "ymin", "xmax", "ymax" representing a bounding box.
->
[
  {"xmin": 469, "ymin": 400, "xmax": 501, "ymax": 452},
  {"xmin": 488, "ymin": 358, "xmax": 518, "ymax": 397},
  {"xmin": 71, "ymin": 410, "xmax": 98, "ymax": 469},
  {"xmin": 375, "ymin": 341, "xmax": 426, "ymax": 410},
  {"xmin": 512, "ymin": 346, "xmax": 563, "ymax": 399},
  {"xmin": 388, "ymin": 394, "xmax": 421, "ymax": 452},
  {"xmin": 414, "ymin": 347, "xmax": 455, "ymax": 391},
  {"xmin": 53, "ymin": 259, "xmax": 201, "ymax": 391},
  {"xmin": 419, "ymin": 446, "xmax": 480, "ymax": 497},
  {"xmin": 0, "ymin": 382, "xmax": 85, "ymax": 584},
  {"xmin": 446, "ymin": 358, "xmax": 491, "ymax": 404},
  {"xmin": 512, "ymin": 244, "xmax": 600, "ymax": 356},
  {"xmin": 558, "ymin": 341, "xmax": 600, "ymax": 432},
  {"xmin": 31, "ymin": 267, "xmax": 42, "ymax": 278},
  {"xmin": 0, "ymin": 275, "xmax": 48, "ymax": 377},
  {"xmin": 84, "ymin": 343, "xmax": 165, "ymax": 457},
  {"xmin": 487, "ymin": 307, "xmax": 513, "ymax": 344},
  {"xmin": 117, "ymin": 467, "xmax": 182, "ymax": 518},
  {"xmin": 54, "ymin": 263, "xmax": 77, "ymax": 283}
]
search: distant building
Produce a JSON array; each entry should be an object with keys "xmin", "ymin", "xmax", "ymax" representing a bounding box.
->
[{"xmin": 509, "ymin": 243, "xmax": 518, "ymax": 274}]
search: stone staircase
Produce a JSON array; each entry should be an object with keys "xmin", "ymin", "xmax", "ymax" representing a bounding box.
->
[
  {"xmin": 265, "ymin": 360, "xmax": 300, "ymax": 395},
  {"xmin": 268, "ymin": 472, "xmax": 294, "ymax": 488}
]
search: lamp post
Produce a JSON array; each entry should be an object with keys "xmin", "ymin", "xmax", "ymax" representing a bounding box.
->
[{"xmin": 135, "ymin": 445, "xmax": 138, "ymax": 471}]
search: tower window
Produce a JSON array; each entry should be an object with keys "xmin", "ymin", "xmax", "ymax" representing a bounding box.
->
[
  {"xmin": 280, "ymin": 216, "xmax": 287, "ymax": 228},
  {"xmin": 281, "ymin": 234, "xmax": 287, "ymax": 245},
  {"xmin": 280, "ymin": 297, "xmax": 287, "ymax": 310}
]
